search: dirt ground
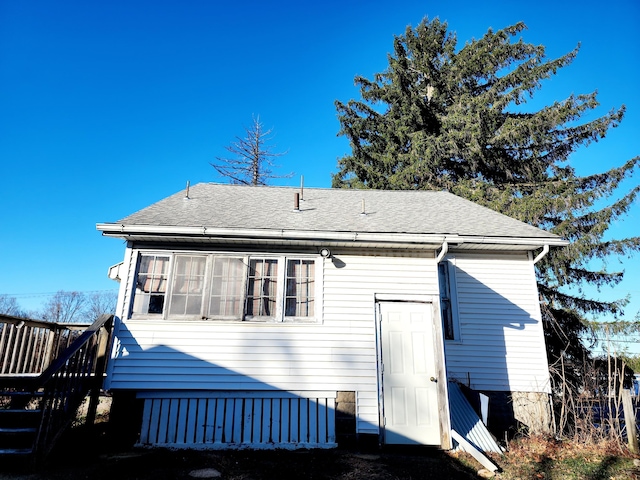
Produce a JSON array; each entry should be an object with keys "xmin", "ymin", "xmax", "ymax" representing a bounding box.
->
[
  {"xmin": 2, "ymin": 399, "xmax": 638, "ymax": 480},
  {"xmin": 0, "ymin": 396, "xmax": 482, "ymax": 480},
  {"xmin": 1, "ymin": 445, "xmax": 480, "ymax": 480}
]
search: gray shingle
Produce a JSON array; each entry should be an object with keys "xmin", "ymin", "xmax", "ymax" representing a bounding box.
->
[{"xmin": 109, "ymin": 183, "xmax": 560, "ymax": 241}]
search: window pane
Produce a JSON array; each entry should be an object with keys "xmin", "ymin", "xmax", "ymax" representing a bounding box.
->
[
  {"xmin": 169, "ymin": 255, "xmax": 206, "ymax": 316},
  {"xmin": 170, "ymin": 295, "xmax": 186, "ymax": 315},
  {"xmin": 285, "ymin": 259, "xmax": 314, "ymax": 317},
  {"xmin": 245, "ymin": 259, "xmax": 278, "ymax": 318},
  {"xmin": 132, "ymin": 255, "xmax": 169, "ymax": 315},
  {"xmin": 438, "ymin": 262, "xmax": 455, "ymax": 340},
  {"xmin": 208, "ymin": 257, "xmax": 245, "ymax": 318}
]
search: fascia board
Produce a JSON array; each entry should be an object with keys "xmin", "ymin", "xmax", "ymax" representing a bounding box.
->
[{"xmin": 96, "ymin": 223, "xmax": 569, "ymax": 248}]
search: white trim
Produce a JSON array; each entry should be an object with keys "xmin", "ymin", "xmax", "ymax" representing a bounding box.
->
[
  {"xmin": 97, "ymin": 223, "xmax": 568, "ymax": 248},
  {"xmin": 374, "ymin": 293, "xmax": 432, "ymax": 303},
  {"xmin": 136, "ymin": 390, "xmax": 338, "ymax": 399},
  {"xmin": 108, "ymin": 262, "xmax": 123, "ymax": 281},
  {"xmin": 532, "ymin": 244, "xmax": 550, "ymax": 264},
  {"xmin": 436, "ymin": 241, "xmax": 449, "ymax": 263},
  {"xmin": 440, "ymin": 256, "xmax": 462, "ymax": 343},
  {"xmin": 374, "ymin": 298, "xmax": 451, "ymax": 448}
]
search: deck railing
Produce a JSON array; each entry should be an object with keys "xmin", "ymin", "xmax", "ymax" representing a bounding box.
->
[
  {"xmin": 34, "ymin": 314, "xmax": 113, "ymax": 458},
  {"xmin": 0, "ymin": 315, "xmax": 89, "ymax": 376},
  {"xmin": 0, "ymin": 314, "xmax": 113, "ymax": 460}
]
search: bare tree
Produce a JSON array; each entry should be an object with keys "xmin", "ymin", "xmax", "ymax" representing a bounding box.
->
[
  {"xmin": 86, "ymin": 291, "xmax": 118, "ymax": 321},
  {"xmin": 40, "ymin": 291, "xmax": 87, "ymax": 323},
  {"xmin": 0, "ymin": 294, "xmax": 23, "ymax": 316},
  {"xmin": 211, "ymin": 115, "xmax": 292, "ymax": 185}
]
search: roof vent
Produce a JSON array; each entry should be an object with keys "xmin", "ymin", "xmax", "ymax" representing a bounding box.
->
[
  {"xmin": 294, "ymin": 192, "xmax": 300, "ymax": 211},
  {"xmin": 360, "ymin": 199, "xmax": 367, "ymax": 216}
]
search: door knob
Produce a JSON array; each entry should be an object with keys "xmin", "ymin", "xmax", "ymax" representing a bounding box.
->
[{"xmin": 430, "ymin": 377, "xmax": 437, "ymax": 383}]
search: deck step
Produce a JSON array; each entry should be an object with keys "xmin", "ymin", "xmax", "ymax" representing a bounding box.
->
[
  {"xmin": 0, "ymin": 390, "xmax": 44, "ymax": 397},
  {"xmin": 0, "ymin": 448, "xmax": 33, "ymax": 455},
  {"xmin": 0, "ymin": 429, "xmax": 37, "ymax": 449},
  {"xmin": 0, "ymin": 374, "xmax": 40, "ymax": 389},
  {"xmin": 0, "ymin": 409, "xmax": 39, "ymax": 451},
  {"xmin": 0, "ymin": 390, "xmax": 44, "ymax": 410},
  {"xmin": 0, "ymin": 427, "xmax": 37, "ymax": 434},
  {"xmin": 0, "ymin": 446, "xmax": 34, "ymax": 467},
  {"xmin": 0, "ymin": 409, "xmax": 42, "ymax": 428}
]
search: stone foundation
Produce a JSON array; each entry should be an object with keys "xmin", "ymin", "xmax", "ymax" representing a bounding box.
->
[{"xmin": 512, "ymin": 391, "xmax": 552, "ymax": 435}]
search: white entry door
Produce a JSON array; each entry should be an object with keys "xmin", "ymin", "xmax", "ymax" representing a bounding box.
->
[{"xmin": 378, "ymin": 301, "xmax": 441, "ymax": 445}]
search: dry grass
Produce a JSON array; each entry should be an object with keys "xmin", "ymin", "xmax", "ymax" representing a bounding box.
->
[{"xmin": 493, "ymin": 435, "xmax": 640, "ymax": 479}]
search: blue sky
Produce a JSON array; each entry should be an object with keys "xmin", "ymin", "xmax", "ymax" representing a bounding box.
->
[{"xmin": 1, "ymin": 0, "xmax": 638, "ymax": 335}]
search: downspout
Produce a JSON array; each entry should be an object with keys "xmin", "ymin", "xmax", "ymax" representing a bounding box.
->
[
  {"xmin": 533, "ymin": 244, "xmax": 550, "ymax": 264},
  {"xmin": 436, "ymin": 240, "xmax": 449, "ymax": 263},
  {"xmin": 435, "ymin": 239, "xmax": 453, "ymax": 449}
]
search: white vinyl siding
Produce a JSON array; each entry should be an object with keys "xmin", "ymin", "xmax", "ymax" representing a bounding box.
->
[
  {"xmin": 322, "ymin": 253, "xmax": 438, "ymax": 434},
  {"xmin": 443, "ymin": 252, "xmax": 550, "ymax": 393},
  {"xmin": 107, "ymin": 251, "xmax": 438, "ymax": 438},
  {"xmin": 108, "ymin": 247, "xmax": 550, "ymax": 439}
]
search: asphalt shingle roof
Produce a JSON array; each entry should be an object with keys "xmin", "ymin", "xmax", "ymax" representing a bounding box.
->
[{"xmin": 109, "ymin": 183, "xmax": 560, "ymax": 241}]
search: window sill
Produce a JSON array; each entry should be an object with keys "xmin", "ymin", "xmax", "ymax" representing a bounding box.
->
[{"xmin": 125, "ymin": 316, "xmax": 321, "ymax": 325}]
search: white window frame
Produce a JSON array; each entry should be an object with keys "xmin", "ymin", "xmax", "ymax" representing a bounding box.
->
[
  {"xmin": 242, "ymin": 256, "xmax": 281, "ymax": 322},
  {"xmin": 130, "ymin": 253, "xmax": 171, "ymax": 318},
  {"xmin": 438, "ymin": 256, "xmax": 461, "ymax": 342},
  {"xmin": 129, "ymin": 251, "xmax": 322, "ymax": 323},
  {"xmin": 205, "ymin": 255, "xmax": 249, "ymax": 321},
  {"xmin": 167, "ymin": 254, "xmax": 210, "ymax": 318},
  {"xmin": 282, "ymin": 257, "xmax": 321, "ymax": 323}
]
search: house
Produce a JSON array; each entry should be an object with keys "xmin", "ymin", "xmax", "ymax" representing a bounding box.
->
[{"xmin": 96, "ymin": 183, "xmax": 568, "ymax": 450}]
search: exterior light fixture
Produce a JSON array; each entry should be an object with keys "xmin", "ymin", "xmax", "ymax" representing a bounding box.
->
[{"xmin": 320, "ymin": 248, "xmax": 332, "ymax": 258}]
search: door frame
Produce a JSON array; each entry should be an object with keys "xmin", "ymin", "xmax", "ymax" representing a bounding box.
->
[{"xmin": 374, "ymin": 294, "xmax": 452, "ymax": 449}]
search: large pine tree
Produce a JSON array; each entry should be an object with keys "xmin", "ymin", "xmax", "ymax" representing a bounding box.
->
[{"xmin": 334, "ymin": 19, "xmax": 639, "ymax": 401}]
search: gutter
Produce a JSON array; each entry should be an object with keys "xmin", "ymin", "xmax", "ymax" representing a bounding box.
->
[
  {"xmin": 97, "ymin": 224, "xmax": 447, "ymax": 245},
  {"xmin": 532, "ymin": 244, "xmax": 550, "ymax": 264},
  {"xmin": 96, "ymin": 224, "xmax": 569, "ymax": 248},
  {"xmin": 436, "ymin": 241, "xmax": 449, "ymax": 263}
]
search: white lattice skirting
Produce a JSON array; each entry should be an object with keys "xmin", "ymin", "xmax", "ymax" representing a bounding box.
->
[{"xmin": 137, "ymin": 391, "xmax": 337, "ymax": 449}]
